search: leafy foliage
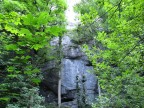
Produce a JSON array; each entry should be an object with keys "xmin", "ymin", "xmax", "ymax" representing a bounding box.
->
[
  {"xmin": 6, "ymin": 87, "xmax": 45, "ymax": 108},
  {"xmin": 0, "ymin": 0, "xmax": 67, "ymax": 107},
  {"xmin": 75, "ymin": 0, "xmax": 144, "ymax": 107}
]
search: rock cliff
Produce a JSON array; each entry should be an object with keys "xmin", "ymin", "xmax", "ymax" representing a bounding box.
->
[{"xmin": 40, "ymin": 35, "xmax": 98, "ymax": 108}]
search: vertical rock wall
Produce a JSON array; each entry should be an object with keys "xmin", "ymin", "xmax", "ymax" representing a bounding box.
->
[{"xmin": 41, "ymin": 35, "xmax": 98, "ymax": 108}]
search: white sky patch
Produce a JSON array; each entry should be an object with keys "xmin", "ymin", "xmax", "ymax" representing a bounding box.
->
[{"xmin": 65, "ymin": 0, "xmax": 81, "ymax": 29}]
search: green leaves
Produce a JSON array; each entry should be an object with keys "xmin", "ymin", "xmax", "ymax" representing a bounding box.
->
[
  {"xmin": 0, "ymin": 97, "xmax": 10, "ymax": 102},
  {"xmin": 7, "ymin": 66, "xmax": 16, "ymax": 73},
  {"xmin": 22, "ymin": 14, "xmax": 36, "ymax": 26},
  {"xmin": 107, "ymin": 41, "xmax": 119, "ymax": 49},
  {"xmin": 46, "ymin": 26, "xmax": 64, "ymax": 36},
  {"xmin": 5, "ymin": 44, "xmax": 18, "ymax": 51},
  {"xmin": 31, "ymin": 44, "xmax": 42, "ymax": 51},
  {"xmin": 20, "ymin": 28, "xmax": 32, "ymax": 36},
  {"xmin": 22, "ymin": 12, "xmax": 51, "ymax": 27},
  {"xmin": 24, "ymin": 67, "xmax": 40, "ymax": 75},
  {"xmin": 75, "ymin": 0, "xmax": 144, "ymax": 107},
  {"xmin": 37, "ymin": 12, "xmax": 52, "ymax": 25},
  {"xmin": 0, "ymin": 0, "xmax": 67, "ymax": 107},
  {"xmin": 31, "ymin": 78, "xmax": 41, "ymax": 85}
]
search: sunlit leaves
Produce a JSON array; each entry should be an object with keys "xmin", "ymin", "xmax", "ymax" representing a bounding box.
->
[
  {"xmin": 20, "ymin": 28, "xmax": 32, "ymax": 36},
  {"xmin": 0, "ymin": 97, "xmax": 10, "ymax": 102},
  {"xmin": 0, "ymin": 0, "xmax": 67, "ymax": 107},
  {"xmin": 46, "ymin": 26, "xmax": 65, "ymax": 36},
  {"xmin": 37, "ymin": 12, "xmax": 52, "ymax": 25},
  {"xmin": 22, "ymin": 14, "xmax": 36, "ymax": 25},
  {"xmin": 5, "ymin": 44, "xmax": 18, "ymax": 51},
  {"xmin": 31, "ymin": 44, "xmax": 43, "ymax": 51},
  {"xmin": 75, "ymin": 0, "xmax": 144, "ymax": 107},
  {"xmin": 22, "ymin": 12, "xmax": 51, "ymax": 27}
]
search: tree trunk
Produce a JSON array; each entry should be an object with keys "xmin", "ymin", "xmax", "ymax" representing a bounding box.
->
[
  {"xmin": 98, "ymin": 79, "xmax": 103, "ymax": 108},
  {"xmin": 58, "ymin": 36, "xmax": 62, "ymax": 108},
  {"xmin": 58, "ymin": 71, "xmax": 61, "ymax": 108}
]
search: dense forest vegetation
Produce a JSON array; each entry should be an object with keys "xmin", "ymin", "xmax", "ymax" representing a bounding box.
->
[
  {"xmin": 0, "ymin": 0, "xmax": 144, "ymax": 108},
  {"xmin": 74, "ymin": 0, "xmax": 144, "ymax": 107},
  {"xmin": 0, "ymin": 0, "xmax": 66, "ymax": 108}
]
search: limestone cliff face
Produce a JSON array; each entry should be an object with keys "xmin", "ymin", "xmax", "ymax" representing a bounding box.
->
[
  {"xmin": 40, "ymin": 35, "xmax": 98, "ymax": 108},
  {"xmin": 61, "ymin": 36, "xmax": 98, "ymax": 107}
]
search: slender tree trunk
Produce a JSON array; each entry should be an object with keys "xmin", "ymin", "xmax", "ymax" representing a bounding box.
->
[
  {"xmin": 98, "ymin": 80, "xmax": 101, "ymax": 97},
  {"xmin": 58, "ymin": 36, "xmax": 62, "ymax": 108},
  {"xmin": 98, "ymin": 79, "xmax": 103, "ymax": 108},
  {"xmin": 58, "ymin": 71, "xmax": 61, "ymax": 108}
]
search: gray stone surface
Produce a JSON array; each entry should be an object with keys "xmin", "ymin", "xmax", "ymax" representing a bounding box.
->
[
  {"xmin": 41, "ymin": 35, "xmax": 98, "ymax": 108},
  {"xmin": 63, "ymin": 46, "xmax": 82, "ymax": 59},
  {"xmin": 61, "ymin": 59, "xmax": 97, "ymax": 104},
  {"xmin": 61, "ymin": 59, "xmax": 96, "ymax": 90},
  {"xmin": 62, "ymin": 100, "xmax": 77, "ymax": 108},
  {"xmin": 62, "ymin": 36, "xmax": 72, "ymax": 46}
]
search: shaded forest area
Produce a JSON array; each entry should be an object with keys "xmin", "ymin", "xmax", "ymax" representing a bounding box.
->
[{"xmin": 0, "ymin": 0, "xmax": 144, "ymax": 108}]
